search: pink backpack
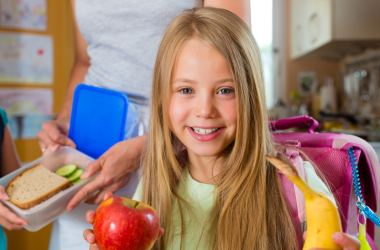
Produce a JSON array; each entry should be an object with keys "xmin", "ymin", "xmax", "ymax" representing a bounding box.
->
[{"xmin": 271, "ymin": 116, "xmax": 380, "ymax": 249}]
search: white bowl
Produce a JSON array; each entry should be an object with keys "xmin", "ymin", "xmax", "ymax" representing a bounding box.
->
[{"xmin": 0, "ymin": 146, "xmax": 96, "ymax": 232}]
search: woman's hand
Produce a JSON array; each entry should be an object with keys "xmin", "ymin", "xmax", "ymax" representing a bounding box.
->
[
  {"xmin": 83, "ymin": 192, "xmax": 164, "ymax": 250},
  {"xmin": 37, "ymin": 118, "xmax": 76, "ymax": 154},
  {"xmin": 67, "ymin": 135, "xmax": 146, "ymax": 211},
  {"xmin": 304, "ymin": 232, "xmax": 361, "ymax": 250},
  {"xmin": 0, "ymin": 186, "xmax": 27, "ymax": 230},
  {"xmin": 330, "ymin": 232, "xmax": 360, "ymax": 250}
]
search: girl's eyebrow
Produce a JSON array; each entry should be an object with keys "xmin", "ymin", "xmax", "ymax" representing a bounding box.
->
[
  {"xmin": 172, "ymin": 78, "xmax": 234, "ymax": 84},
  {"xmin": 215, "ymin": 78, "xmax": 234, "ymax": 84},
  {"xmin": 172, "ymin": 78, "xmax": 196, "ymax": 84}
]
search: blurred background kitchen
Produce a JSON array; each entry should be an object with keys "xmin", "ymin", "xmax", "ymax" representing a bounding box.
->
[{"xmin": 0, "ymin": 0, "xmax": 379, "ymax": 249}]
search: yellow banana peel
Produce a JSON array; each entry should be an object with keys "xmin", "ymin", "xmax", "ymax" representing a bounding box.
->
[{"xmin": 266, "ymin": 153, "xmax": 343, "ymax": 250}]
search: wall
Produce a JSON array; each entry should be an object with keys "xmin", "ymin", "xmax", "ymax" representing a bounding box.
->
[
  {"xmin": 284, "ymin": 0, "xmax": 341, "ymax": 104},
  {"xmin": 1, "ymin": 1, "xmax": 74, "ymax": 249}
]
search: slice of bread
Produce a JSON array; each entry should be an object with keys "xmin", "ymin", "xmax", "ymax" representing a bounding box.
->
[{"xmin": 6, "ymin": 164, "xmax": 72, "ymax": 210}]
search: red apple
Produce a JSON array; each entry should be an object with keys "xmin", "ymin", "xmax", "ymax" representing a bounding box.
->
[{"xmin": 93, "ymin": 196, "xmax": 161, "ymax": 250}]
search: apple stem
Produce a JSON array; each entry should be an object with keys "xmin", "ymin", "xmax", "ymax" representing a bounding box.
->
[{"xmin": 134, "ymin": 201, "xmax": 139, "ymax": 208}]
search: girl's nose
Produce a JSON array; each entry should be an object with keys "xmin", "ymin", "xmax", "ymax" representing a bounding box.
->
[{"xmin": 193, "ymin": 95, "xmax": 217, "ymax": 119}]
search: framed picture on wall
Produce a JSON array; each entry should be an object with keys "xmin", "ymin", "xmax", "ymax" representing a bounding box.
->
[{"xmin": 298, "ymin": 71, "xmax": 316, "ymax": 96}]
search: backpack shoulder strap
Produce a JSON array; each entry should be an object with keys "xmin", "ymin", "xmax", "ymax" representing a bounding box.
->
[
  {"xmin": 278, "ymin": 141, "xmax": 307, "ymax": 249},
  {"xmin": 286, "ymin": 149, "xmax": 307, "ymax": 224}
]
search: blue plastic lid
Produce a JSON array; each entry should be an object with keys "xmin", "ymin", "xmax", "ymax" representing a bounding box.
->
[{"xmin": 68, "ymin": 84, "xmax": 129, "ymax": 159}]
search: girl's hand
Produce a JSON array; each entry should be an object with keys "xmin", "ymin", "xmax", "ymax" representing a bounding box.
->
[
  {"xmin": 83, "ymin": 192, "xmax": 164, "ymax": 250},
  {"xmin": 0, "ymin": 186, "xmax": 27, "ymax": 230},
  {"xmin": 304, "ymin": 232, "xmax": 361, "ymax": 250},
  {"xmin": 83, "ymin": 192, "xmax": 114, "ymax": 250}
]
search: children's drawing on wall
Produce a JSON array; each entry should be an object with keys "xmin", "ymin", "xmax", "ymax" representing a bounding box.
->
[
  {"xmin": 0, "ymin": 32, "xmax": 53, "ymax": 84},
  {"xmin": 0, "ymin": 88, "xmax": 54, "ymax": 139},
  {"xmin": 0, "ymin": 0, "xmax": 47, "ymax": 31}
]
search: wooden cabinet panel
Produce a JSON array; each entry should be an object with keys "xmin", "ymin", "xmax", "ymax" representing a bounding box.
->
[{"xmin": 291, "ymin": 0, "xmax": 380, "ymax": 60}]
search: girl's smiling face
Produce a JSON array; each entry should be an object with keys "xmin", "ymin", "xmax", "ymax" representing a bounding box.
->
[{"xmin": 169, "ymin": 38, "xmax": 237, "ymax": 164}]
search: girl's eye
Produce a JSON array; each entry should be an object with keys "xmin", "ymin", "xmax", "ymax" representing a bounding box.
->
[
  {"xmin": 218, "ymin": 88, "xmax": 233, "ymax": 95},
  {"xmin": 180, "ymin": 88, "xmax": 193, "ymax": 94}
]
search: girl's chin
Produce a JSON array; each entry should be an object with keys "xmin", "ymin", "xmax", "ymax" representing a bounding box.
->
[{"xmin": 187, "ymin": 149, "xmax": 223, "ymax": 158}]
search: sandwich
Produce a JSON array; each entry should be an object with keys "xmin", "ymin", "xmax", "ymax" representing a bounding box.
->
[{"xmin": 5, "ymin": 164, "xmax": 72, "ymax": 210}]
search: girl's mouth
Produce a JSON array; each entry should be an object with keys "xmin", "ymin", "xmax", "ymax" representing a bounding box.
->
[
  {"xmin": 191, "ymin": 127, "xmax": 220, "ymax": 135},
  {"xmin": 188, "ymin": 127, "xmax": 224, "ymax": 141}
]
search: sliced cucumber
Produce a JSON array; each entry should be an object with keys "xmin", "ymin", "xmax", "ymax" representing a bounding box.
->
[
  {"xmin": 55, "ymin": 164, "xmax": 78, "ymax": 177},
  {"xmin": 67, "ymin": 168, "xmax": 84, "ymax": 182},
  {"xmin": 71, "ymin": 177, "xmax": 83, "ymax": 185}
]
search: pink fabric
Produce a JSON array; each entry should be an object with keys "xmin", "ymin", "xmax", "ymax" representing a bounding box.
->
[
  {"xmin": 279, "ymin": 173, "xmax": 303, "ymax": 250},
  {"xmin": 332, "ymin": 135, "xmax": 380, "ymax": 239},
  {"xmin": 269, "ymin": 116, "xmax": 319, "ymax": 133},
  {"xmin": 300, "ymin": 147, "xmax": 352, "ymax": 232},
  {"xmin": 367, "ymin": 231, "xmax": 378, "ymax": 250},
  {"xmin": 288, "ymin": 153, "xmax": 306, "ymax": 224},
  {"xmin": 333, "ymin": 135, "xmax": 380, "ymax": 202},
  {"xmin": 271, "ymin": 116, "xmax": 379, "ymax": 247},
  {"xmin": 272, "ymin": 132, "xmax": 341, "ymax": 147}
]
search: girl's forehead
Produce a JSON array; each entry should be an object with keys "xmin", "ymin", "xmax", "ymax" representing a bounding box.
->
[
  {"xmin": 179, "ymin": 38, "xmax": 215, "ymax": 55},
  {"xmin": 174, "ymin": 39, "xmax": 228, "ymax": 68}
]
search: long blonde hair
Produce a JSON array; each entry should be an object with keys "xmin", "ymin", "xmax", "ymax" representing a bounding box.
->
[{"xmin": 141, "ymin": 7, "xmax": 298, "ymax": 250}]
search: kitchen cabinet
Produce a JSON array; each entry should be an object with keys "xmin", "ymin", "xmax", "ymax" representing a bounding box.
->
[{"xmin": 291, "ymin": 0, "xmax": 380, "ymax": 60}]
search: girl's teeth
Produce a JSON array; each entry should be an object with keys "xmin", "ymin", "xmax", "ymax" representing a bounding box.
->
[{"xmin": 192, "ymin": 128, "xmax": 219, "ymax": 135}]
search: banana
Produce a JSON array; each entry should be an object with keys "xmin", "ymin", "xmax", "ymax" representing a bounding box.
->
[{"xmin": 266, "ymin": 153, "xmax": 343, "ymax": 250}]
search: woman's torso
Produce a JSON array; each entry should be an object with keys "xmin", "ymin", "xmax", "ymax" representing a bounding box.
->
[{"xmin": 76, "ymin": 0, "xmax": 200, "ymax": 102}]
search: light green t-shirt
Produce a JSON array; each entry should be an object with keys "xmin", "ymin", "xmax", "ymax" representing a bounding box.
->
[{"xmin": 132, "ymin": 161, "xmax": 334, "ymax": 249}]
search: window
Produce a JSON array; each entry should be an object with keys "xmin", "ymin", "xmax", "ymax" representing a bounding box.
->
[{"xmin": 251, "ymin": 0, "xmax": 285, "ymax": 109}]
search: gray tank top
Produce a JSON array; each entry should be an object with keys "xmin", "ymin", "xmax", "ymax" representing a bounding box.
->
[{"xmin": 76, "ymin": 0, "xmax": 199, "ymax": 103}]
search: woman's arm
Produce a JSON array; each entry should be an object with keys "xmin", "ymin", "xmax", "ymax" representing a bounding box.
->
[
  {"xmin": 1, "ymin": 126, "xmax": 20, "ymax": 176},
  {"xmin": 38, "ymin": 0, "xmax": 90, "ymax": 151},
  {"xmin": 59, "ymin": 0, "xmax": 91, "ymax": 120},
  {"xmin": 203, "ymin": 0, "xmax": 251, "ymax": 27}
]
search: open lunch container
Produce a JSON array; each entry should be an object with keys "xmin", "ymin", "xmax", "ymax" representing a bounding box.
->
[{"xmin": 0, "ymin": 146, "xmax": 96, "ymax": 232}]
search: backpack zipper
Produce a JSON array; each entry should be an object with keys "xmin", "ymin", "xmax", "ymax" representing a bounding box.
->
[{"xmin": 348, "ymin": 147, "xmax": 380, "ymax": 227}]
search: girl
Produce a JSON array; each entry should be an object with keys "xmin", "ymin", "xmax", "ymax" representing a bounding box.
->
[
  {"xmin": 84, "ymin": 7, "xmax": 360, "ymax": 249},
  {"xmin": 0, "ymin": 107, "xmax": 24, "ymax": 249}
]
